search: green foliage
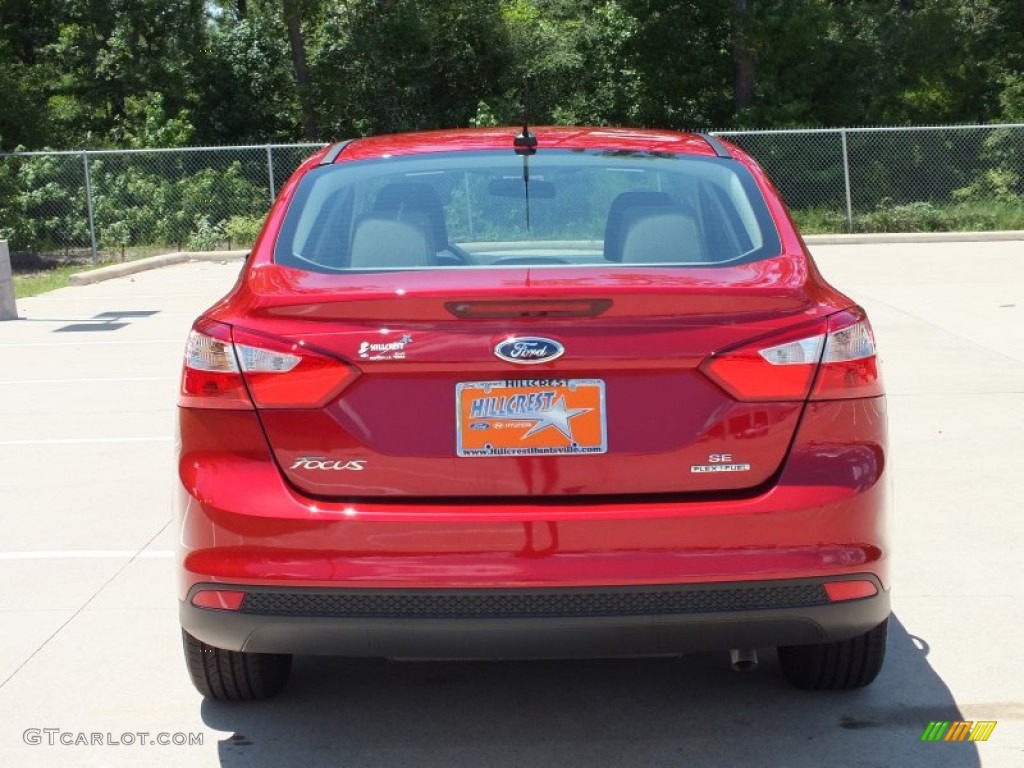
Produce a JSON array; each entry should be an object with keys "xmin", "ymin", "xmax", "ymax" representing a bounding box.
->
[
  {"xmin": 793, "ymin": 198, "xmax": 1024, "ymax": 235},
  {"xmin": 952, "ymin": 168, "xmax": 1021, "ymax": 204},
  {"xmin": 311, "ymin": 0, "xmax": 511, "ymax": 136},
  {"xmin": 100, "ymin": 220, "xmax": 131, "ymax": 260},
  {"xmin": 90, "ymin": 159, "xmax": 166, "ymax": 250},
  {"xmin": 858, "ymin": 199, "xmax": 945, "ymax": 233},
  {"xmin": 224, "ymin": 215, "xmax": 264, "ymax": 248},
  {"xmin": 191, "ymin": 11, "xmax": 300, "ymax": 144},
  {"xmin": 938, "ymin": 198, "xmax": 1024, "ymax": 231},
  {"xmin": 0, "ymin": 153, "xmax": 90, "ymax": 254},
  {"xmin": 3, "ymin": 0, "xmax": 1024, "ymax": 150},
  {"xmin": 0, "ymin": 152, "xmax": 268, "ymax": 256},
  {"xmin": 469, "ymin": 101, "xmax": 500, "ymax": 128},
  {"xmin": 31, "ymin": 0, "xmax": 205, "ymax": 149},
  {"xmin": 998, "ymin": 73, "xmax": 1024, "ymax": 122},
  {"xmin": 187, "ymin": 217, "xmax": 226, "ymax": 251},
  {"xmin": 5, "ymin": 0, "xmax": 1024, "ymax": 255},
  {"xmin": 175, "ymin": 163, "xmax": 266, "ymax": 240},
  {"xmin": 791, "ymin": 206, "xmax": 850, "ymax": 235},
  {"xmin": 113, "ymin": 92, "xmax": 196, "ymax": 149}
]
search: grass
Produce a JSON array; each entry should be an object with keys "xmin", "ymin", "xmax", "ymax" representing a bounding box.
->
[
  {"xmin": 13, "ymin": 263, "xmax": 103, "ymax": 298},
  {"xmin": 792, "ymin": 197, "xmax": 1024, "ymax": 235},
  {"xmin": 8, "ymin": 241, "xmax": 236, "ymax": 298},
  {"xmin": 791, "ymin": 207, "xmax": 851, "ymax": 234}
]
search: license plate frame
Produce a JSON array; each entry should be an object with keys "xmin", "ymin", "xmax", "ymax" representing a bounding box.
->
[{"xmin": 456, "ymin": 379, "xmax": 607, "ymax": 458}]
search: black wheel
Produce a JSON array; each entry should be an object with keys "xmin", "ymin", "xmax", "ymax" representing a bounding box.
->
[
  {"xmin": 182, "ymin": 629, "xmax": 292, "ymax": 701},
  {"xmin": 778, "ymin": 616, "xmax": 888, "ymax": 690}
]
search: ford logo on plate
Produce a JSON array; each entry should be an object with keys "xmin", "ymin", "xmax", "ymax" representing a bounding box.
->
[{"xmin": 494, "ymin": 337, "xmax": 565, "ymax": 365}]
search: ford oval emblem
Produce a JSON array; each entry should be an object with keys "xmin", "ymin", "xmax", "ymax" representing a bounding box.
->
[{"xmin": 494, "ymin": 337, "xmax": 565, "ymax": 365}]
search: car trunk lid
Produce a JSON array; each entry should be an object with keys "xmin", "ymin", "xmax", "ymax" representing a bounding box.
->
[{"xmin": 226, "ymin": 259, "xmax": 842, "ymax": 498}]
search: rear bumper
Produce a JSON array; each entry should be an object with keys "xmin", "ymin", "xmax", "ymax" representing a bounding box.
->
[
  {"xmin": 176, "ymin": 396, "xmax": 890, "ymax": 657},
  {"xmin": 181, "ymin": 577, "xmax": 891, "ymax": 657}
]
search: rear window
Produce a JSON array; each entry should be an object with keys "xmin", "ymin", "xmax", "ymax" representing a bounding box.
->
[{"xmin": 274, "ymin": 150, "xmax": 780, "ymax": 272}]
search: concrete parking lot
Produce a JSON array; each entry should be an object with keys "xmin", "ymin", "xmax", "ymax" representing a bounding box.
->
[{"xmin": 0, "ymin": 242, "xmax": 1022, "ymax": 767}]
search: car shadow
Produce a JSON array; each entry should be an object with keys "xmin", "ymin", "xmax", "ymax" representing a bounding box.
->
[{"xmin": 201, "ymin": 614, "xmax": 978, "ymax": 767}]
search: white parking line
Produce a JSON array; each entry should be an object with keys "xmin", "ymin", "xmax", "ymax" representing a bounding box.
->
[
  {"xmin": 0, "ymin": 437, "xmax": 172, "ymax": 446},
  {"xmin": 0, "ymin": 550, "xmax": 174, "ymax": 560},
  {"xmin": 0, "ymin": 377, "xmax": 176, "ymax": 385},
  {"xmin": 22, "ymin": 294, "xmax": 214, "ymax": 300},
  {"xmin": 0, "ymin": 523, "xmax": 174, "ymax": 690},
  {"xmin": 0, "ymin": 340, "xmax": 183, "ymax": 348}
]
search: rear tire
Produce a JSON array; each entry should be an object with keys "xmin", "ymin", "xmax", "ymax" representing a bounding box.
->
[
  {"xmin": 182, "ymin": 629, "xmax": 292, "ymax": 701},
  {"xmin": 777, "ymin": 616, "xmax": 888, "ymax": 690}
]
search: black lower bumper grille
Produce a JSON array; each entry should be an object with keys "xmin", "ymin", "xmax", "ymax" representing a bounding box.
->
[{"xmin": 239, "ymin": 584, "xmax": 829, "ymax": 620}]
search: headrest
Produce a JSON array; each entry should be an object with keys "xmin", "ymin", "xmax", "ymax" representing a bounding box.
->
[
  {"xmin": 618, "ymin": 208, "xmax": 704, "ymax": 264},
  {"xmin": 349, "ymin": 216, "xmax": 431, "ymax": 269}
]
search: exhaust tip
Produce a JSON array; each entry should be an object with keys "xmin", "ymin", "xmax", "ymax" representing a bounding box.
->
[{"xmin": 729, "ymin": 648, "xmax": 758, "ymax": 672}]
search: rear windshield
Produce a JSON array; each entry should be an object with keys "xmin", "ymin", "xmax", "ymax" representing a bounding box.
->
[{"xmin": 274, "ymin": 149, "xmax": 781, "ymax": 272}]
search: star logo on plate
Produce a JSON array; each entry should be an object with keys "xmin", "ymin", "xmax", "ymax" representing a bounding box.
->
[{"xmin": 520, "ymin": 395, "xmax": 591, "ymax": 440}]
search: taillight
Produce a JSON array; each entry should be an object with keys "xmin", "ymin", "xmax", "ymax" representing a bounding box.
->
[
  {"xmin": 702, "ymin": 307, "xmax": 882, "ymax": 401},
  {"xmin": 179, "ymin": 320, "xmax": 358, "ymax": 409},
  {"xmin": 180, "ymin": 319, "xmax": 251, "ymax": 409},
  {"xmin": 810, "ymin": 309, "xmax": 882, "ymax": 400},
  {"xmin": 232, "ymin": 327, "xmax": 358, "ymax": 407}
]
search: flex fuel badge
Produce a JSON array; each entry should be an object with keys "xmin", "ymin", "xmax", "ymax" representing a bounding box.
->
[{"xmin": 691, "ymin": 453, "xmax": 751, "ymax": 473}]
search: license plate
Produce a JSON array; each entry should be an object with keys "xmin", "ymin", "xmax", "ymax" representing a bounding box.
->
[{"xmin": 456, "ymin": 379, "xmax": 607, "ymax": 457}]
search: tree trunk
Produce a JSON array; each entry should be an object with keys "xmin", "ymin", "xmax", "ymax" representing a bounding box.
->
[
  {"xmin": 732, "ymin": 0, "xmax": 755, "ymax": 113},
  {"xmin": 282, "ymin": 0, "xmax": 318, "ymax": 140}
]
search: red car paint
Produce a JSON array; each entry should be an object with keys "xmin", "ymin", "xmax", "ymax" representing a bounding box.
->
[{"xmin": 176, "ymin": 127, "xmax": 888, "ymax": 666}]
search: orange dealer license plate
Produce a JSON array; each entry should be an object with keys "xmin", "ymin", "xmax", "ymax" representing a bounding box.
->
[{"xmin": 456, "ymin": 379, "xmax": 607, "ymax": 457}]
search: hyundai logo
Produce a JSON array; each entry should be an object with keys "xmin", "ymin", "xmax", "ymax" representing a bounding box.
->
[{"xmin": 494, "ymin": 337, "xmax": 565, "ymax": 364}]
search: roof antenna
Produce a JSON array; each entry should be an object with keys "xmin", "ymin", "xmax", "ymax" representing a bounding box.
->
[
  {"xmin": 513, "ymin": 78, "xmax": 537, "ymax": 155},
  {"xmin": 513, "ymin": 78, "xmax": 537, "ymax": 229}
]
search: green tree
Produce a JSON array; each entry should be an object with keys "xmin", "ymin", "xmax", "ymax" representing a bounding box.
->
[
  {"xmin": 311, "ymin": 0, "xmax": 511, "ymax": 136},
  {"xmin": 3, "ymin": 0, "xmax": 1024, "ymax": 151},
  {"xmin": 192, "ymin": 5, "xmax": 300, "ymax": 143},
  {"xmin": 45, "ymin": 0, "xmax": 204, "ymax": 146},
  {"xmin": 0, "ymin": 0, "xmax": 63, "ymax": 148}
]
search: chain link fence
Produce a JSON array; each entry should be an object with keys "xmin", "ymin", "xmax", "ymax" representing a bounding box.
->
[
  {"xmin": 0, "ymin": 144, "xmax": 324, "ymax": 266},
  {"xmin": 2, "ymin": 125, "xmax": 1024, "ymax": 266},
  {"xmin": 716, "ymin": 124, "xmax": 1024, "ymax": 234}
]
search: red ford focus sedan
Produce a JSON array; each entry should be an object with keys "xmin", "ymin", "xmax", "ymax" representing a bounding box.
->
[{"xmin": 176, "ymin": 127, "xmax": 889, "ymax": 700}]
